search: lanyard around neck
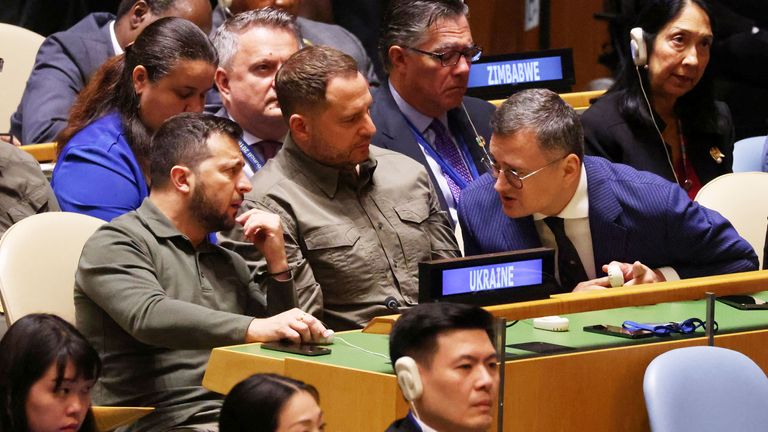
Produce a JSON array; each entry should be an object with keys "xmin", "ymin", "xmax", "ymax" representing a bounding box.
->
[
  {"xmin": 402, "ymin": 116, "xmax": 479, "ymax": 190},
  {"xmin": 237, "ymin": 138, "xmax": 266, "ymax": 173}
]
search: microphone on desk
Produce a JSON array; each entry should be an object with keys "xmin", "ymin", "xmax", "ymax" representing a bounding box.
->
[{"xmin": 384, "ymin": 296, "xmax": 401, "ymax": 313}]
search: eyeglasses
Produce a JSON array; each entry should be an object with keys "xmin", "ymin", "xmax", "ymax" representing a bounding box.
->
[
  {"xmin": 482, "ymin": 155, "xmax": 566, "ymax": 189},
  {"xmin": 405, "ymin": 45, "xmax": 483, "ymax": 67},
  {"xmin": 622, "ymin": 318, "xmax": 718, "ymax": 336}
]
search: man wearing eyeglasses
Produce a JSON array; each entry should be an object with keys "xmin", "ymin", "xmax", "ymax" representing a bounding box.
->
[
  {"xmin": 371, "ymin": 0, "xmax": 494, "ymax": 226},
  {"xmin": 459, "ymin": 88, "xmax": 757, "ymax": 293}
]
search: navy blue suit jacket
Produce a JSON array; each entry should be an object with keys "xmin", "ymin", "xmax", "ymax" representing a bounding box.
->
[
  {"xmin": 385, "ymin": 413, "xmax": 422, "ymax": 432},
  {"xmin": 11, "ymin": 12, "xmax": 115, "ymax": 145},
  {"xmin": 370, "ymin": 80, "xmax": 495, "ymax": 214},
  {"xmin": 458, "ymin": 156, "xmax": 758, "ymax": 280}
]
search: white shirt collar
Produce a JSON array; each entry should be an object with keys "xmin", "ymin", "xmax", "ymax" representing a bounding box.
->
[
  {"xmin": 389, "ymin": 81, "xmax": 449, "ymax": 134},
  {"xmin": 108, "ymin": 20, "xmax": 123, "ymax": 56},
  {"xmin": 533, "ymin": 164, "xmax": 589, "ymax": 220},
  {"xmin": 216, "ymin": 107, "xmax": 265, "ymax": 144}
]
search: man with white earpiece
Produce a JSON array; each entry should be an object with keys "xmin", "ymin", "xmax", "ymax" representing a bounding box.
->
[{"xmin": 387, "ymin": 303, "xmax": 499, "ymax": 432}]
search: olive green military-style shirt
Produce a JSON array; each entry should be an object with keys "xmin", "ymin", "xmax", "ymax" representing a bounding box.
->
[
  {"xmin": 219, "ymin": 136, "xmax": 460, "ymax": 331},
  {"xmin": 0, "ymin": 143, "xmax": 58, "ymax": 235},
  {"xmin": 75, "ymin": 199, "xmax": 294, "ymax": 431}
]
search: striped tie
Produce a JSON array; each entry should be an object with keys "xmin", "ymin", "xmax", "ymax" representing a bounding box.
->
[{"xmin": 429, "ymin": 119, "xmax": 471, "ymax": 202}]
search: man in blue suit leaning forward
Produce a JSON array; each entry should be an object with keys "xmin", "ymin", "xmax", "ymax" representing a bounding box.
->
[{"xmin": 459, "ymin": 88, "xmax": 757, "ymax": 293}]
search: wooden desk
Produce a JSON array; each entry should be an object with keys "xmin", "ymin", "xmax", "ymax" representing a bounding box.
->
[
  {"xmin": 204, "ymin": 276, "xmax": 768, "ymax": 431},
  {"xmin": 491, "ymin": 89, "xmax": 605, "ymax": 113},
  {"xmin": 20, "ymin": 142, "xmax": 56, "ymax": 162},
  {"xmin": 366, "ymin": 271, "xmax": 768, "ymax": 334}
]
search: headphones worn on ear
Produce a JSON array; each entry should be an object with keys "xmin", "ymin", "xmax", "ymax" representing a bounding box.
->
[
  {"xmin": 630, "ymin": 27, "xmax": 647, "ymax": 67},
  {"xmin": 394, "ymin": 357, "xmax": 423, "ymax": 402},
  {"xmin": 628, "ymin": 26, "xmax": 685, "ymax": 186}
]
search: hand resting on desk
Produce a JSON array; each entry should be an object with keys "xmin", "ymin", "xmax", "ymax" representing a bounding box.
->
[
  {"xmin": 572, "ymin": 261, "xmax": 666, "ymax": 292},
  {"xmin": 246, "ymin": 308, "xmax": 332, "ymax": 344}
]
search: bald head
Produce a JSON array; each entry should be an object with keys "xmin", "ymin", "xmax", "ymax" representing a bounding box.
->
[{"xmin": 115, "ymin": 0, "xmax": 213, "ymax": 48}]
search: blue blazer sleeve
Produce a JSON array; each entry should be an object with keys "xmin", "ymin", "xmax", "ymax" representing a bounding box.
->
[
  {"xmin": 663, "ymin": 185, "xmax": 758, "ymax": 277},
  {"xmin": 52, "ymin": 115, "xmax": 148, "ymax": 222}
]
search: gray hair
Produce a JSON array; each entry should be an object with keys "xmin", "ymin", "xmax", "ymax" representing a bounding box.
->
[
  {"xmin": 379, "ymin": 0, "xmax": 468, "ymax": 73},
  {"xmin": 491, "ymin": 88, "xmax": 584, "ymax": 160},
  {"xmin": 211, "ymin": 7, "xmax": 301, "ymax": 70}
]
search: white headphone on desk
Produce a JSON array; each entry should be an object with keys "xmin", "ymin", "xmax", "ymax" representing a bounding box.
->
[{"xmin": 394, "ymin": 356, "xmax": 423, "ymax": 402}]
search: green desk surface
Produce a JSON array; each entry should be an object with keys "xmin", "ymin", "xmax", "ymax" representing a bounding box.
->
[{"xmin": 222, "ymin": 293, "xmax": 768, "ymax": 374}]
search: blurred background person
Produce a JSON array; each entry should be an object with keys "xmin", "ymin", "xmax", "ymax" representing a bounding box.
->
[
  {"xmin": 51, "ymin": 17, "xmax": 217, "ymax": 221},
  {"xmin": 582, "ymin": 0, "xmax": 732, "ymax": 199},
  {"xmin": 0, "ymin": 314, "xmax": 101, "ymax": 432},
  {"xmin": 213, "ymin": 0, "xmax": 379, "ymax": 86},
  {"xmin": 9, "ymin": 0, "xmax": 212, "ymax": 146},
  {"xmin": 211, "ymin": 8, "xmax": 301, "ymax": 176},
  {"xmin": 219, "ymin": 374, "xmax": 324, "ymax": 432}
]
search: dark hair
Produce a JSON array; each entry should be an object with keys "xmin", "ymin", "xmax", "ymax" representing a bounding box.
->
[
  {"xmin": 212, "ymin": 8, "xmax": 301, "ymax": 70},
  {"xmin": 0, "ymin": 314, "xmax": 101, "ymax": 432},
  {"xmin": 612, "ymin": 0, "xmax": 719, "ymax": 133},
  {"xmin": 219, "ymin": 373, "xmax": 320, "ymax": 432},
  {"xmin": 379, "ymin": 0, "xmax": 468, "ymax": 73},
  {"xmin": 116, "ymin": 0, "xmax": 183, "ymax": 18},
  {"xmin": 149, "ymin": 112, "xmax": 242, "ymax": 189},
  {"xmin": 389, "ymin": 303, "xmax": 495, "ymax": 367},
  {"xmin": 56, "ymin": 17, "xmax": 218, "ymax": 170},
  {"xmin": 275, "ymin": 45, "xmax": 358, "ymax": 121},
  {"xmin": 492, "ymin": 88, "xmax": 584, "ymax": 160}
]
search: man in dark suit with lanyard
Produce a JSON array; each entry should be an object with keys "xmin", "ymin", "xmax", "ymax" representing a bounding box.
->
[
  {"xmin": 211, "ymin": 8, "xmax": 301, "ymax": 177},
  {"xmin": 371, "ymin": 0, "xmax": 494, "ymax": 226}
]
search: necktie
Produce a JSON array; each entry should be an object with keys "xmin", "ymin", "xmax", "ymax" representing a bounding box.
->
[
  {"xmin": 255, "ymin": 140, "xmax": 281, "ymax": 161},
  {"xmin": 429, "ymin": 119, "xmax": 472, "ymax": 202},
  {"xmin": 543, "ymin": 217, "xmax": 588, "ymax": 292}
]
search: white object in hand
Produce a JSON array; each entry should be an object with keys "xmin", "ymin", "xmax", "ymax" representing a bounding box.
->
[
  {"xmin": 607, "ymin": 264, "xmax": 624, "ymax": 288},
  {"xmin": 309, "ymin": 330, "xmax": 335, "ymax": 345}
]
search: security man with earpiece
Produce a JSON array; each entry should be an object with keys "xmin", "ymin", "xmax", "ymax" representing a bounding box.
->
[{"xmin": 387, "ymin": 303, "xmax": 499, "ymax": 432}]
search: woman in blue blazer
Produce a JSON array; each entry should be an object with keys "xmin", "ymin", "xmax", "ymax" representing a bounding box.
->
[{"xmin": 52, "ymin": 17, "xmax": 218, "ymax": 221}]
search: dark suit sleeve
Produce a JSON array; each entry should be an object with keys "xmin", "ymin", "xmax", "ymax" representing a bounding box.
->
[
  {"xmin": 458, "ymin": 192, "xmax": 481, "ymax": 256},
  {"xmin": 334, "ymin": 25, "xmax": 379, "ymax": 86},
  {"xmin": 14, "ymin": 33, "xmax": 91, "ymax": 145},
  {"xmin": 664, "ymin": 185, "xmax": 758, "ymax": 277}
]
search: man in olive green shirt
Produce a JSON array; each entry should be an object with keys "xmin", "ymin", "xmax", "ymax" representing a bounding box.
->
[
  {"xmin": 75, "ymin": 114, "xmax": 329, "ymax": 431},
  {"xmin": 0, "ymin": 141, "xmax": 59, "ymax": 235},
  {"xmin": 219, "ymin": 46, "xmax": 459, "ymax": 331}
]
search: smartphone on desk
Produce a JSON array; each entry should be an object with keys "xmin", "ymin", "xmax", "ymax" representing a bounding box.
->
[
  {"xmin": 261, "ymin": 341, "xmax": 331, "ymax": 356},
  {"xmin": 583, "ymin": 324, "xmax": 653, "ymax": 339},
  {"xmin": 717, "ymin": 295, "xmax": 768, "ymax": 311}
]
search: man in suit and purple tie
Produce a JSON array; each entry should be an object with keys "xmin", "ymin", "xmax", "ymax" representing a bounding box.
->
[
  {"xmin": 372, "ymin": 0, "xmax": 494, "ymax": 226},
  {"xmin": 458, "ymin": 88, "xmax": 758, "ymax": 293},
  {"xmin": 211, "ymin": 8, "xmax": 301, "ymax": 177}
]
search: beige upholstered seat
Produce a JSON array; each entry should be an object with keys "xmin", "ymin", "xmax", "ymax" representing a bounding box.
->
[
  {"xmin": 695, "ymin": 172, "xmax": 768, "ymax": 268},
  {"xmin": 0, "ymin": 23, "xmax": 45, "ymax": 133},
  {"xmin": 0, "ymin": 212, "xmax": 156, "ymax": 431},
  {"xmin": 0, "ymin": 211, "xmax": 104, "ymax": 325}
]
